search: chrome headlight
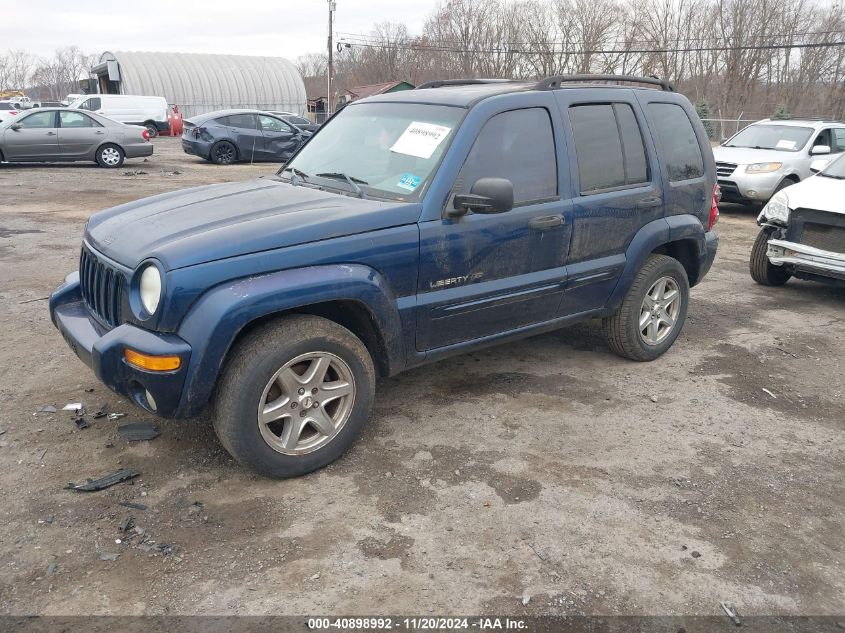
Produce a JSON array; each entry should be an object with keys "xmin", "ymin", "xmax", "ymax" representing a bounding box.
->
[
  {"xmin": 139, "ymin": 264, "xmax": 162, "ymax": 315},
  {"xmin": 746, "ymin": 162, "xmax": 783, "ymax": 174},
  {"xmin": 761, "ymin": 191, "xmax": 790, "ymax": 224}
]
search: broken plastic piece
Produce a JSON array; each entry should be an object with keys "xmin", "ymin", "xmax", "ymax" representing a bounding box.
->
[
  {"xmin": 93, "ymin": 405, "xmax": 108, "ymax": 419},
  {"xmin": 118, "ymin": 501, "xmax": 147, "ymax": 511},
  {"xmin": 66, "ymin": 468, "xmax": 140, "ymax": 492},
  {"xmin": 74, "ymin": 416, "xmax": 89, "ymax": 430},
  {"xmin": 107, "ymin": 413, "xmax": 126, "ymax": 420},
  {"xmin": 118, "ymin": 421, "xmax": 160, "ymax": 442},
  {"xmin": 99, "ymin": 552, "xmax": 119, "ymax": 561},
  {"xmin": 63, "ymin": 403, "xmax": 83, "ymax": 412},
  {"xmin": 720, "ymin": 601, "xmax": 741, "ymax": 627},
  {"xmin": 38, "ymin": 405, "xmax": 57, "ymax": 414}
]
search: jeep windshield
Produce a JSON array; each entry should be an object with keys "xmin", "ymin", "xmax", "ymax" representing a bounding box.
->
[
  {"xmin": 724, "ymin": 124, "xmax": 813, "ymax": 152},
  {"xmin": 278, "ymin": 102, "xmax": 464, "ymax": 201}
]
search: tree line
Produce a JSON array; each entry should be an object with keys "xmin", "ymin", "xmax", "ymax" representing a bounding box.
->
[
  {"xmin": 297, "ymin": 0, "xmax": 845, "ymax": 122},
  {"xmin": 0, "ymin": 47, "xmax": 97, "ymax": 101}
]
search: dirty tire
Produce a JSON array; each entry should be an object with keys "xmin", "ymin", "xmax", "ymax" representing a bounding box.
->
[
  {"xmin": 95, "ymin": 143, "xmax": 125, "ymax": 168},
  {"xmin": 210, "ymin": 140, "xmax": 237, "ymax": 165},
  {"xmin": 603, "ymin": 254, "xmax": 690, "ymax": 362},
  {"xmin": 750, "ymin": 227, "xmax": 791, "ymax": 286},
  {"xmin": 144, "ymin": 122, "xmax": 159, "ymax": 138},
  {"xmin": 213, "ymin": 315, "xmax": 376, "ymax": 479}
]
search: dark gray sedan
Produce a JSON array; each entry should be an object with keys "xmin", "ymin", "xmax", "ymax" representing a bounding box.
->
[
  {"xmin": 181, "ymin": 109, "xmax": 312, "ymax": 165},
  {"xmin": 0, "ymin": 108, "xmax": 153, "ymax": 168}
]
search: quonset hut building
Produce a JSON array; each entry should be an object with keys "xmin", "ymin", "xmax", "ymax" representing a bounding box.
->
[{"xmin": 91, "ymin": 51, "xmax": 307, "ymax": 118}]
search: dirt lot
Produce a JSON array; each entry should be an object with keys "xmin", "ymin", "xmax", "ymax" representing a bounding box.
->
[{"xmin": 0, "ymin": 137, "xmax": 843, "ymax": 617}]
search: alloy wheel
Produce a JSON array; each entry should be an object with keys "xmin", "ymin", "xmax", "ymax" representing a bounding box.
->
[{"xmin": 639, "ymin": 276, "xmax": 681, "ymax": 345}]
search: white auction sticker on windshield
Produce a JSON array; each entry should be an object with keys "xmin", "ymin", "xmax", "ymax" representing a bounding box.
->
[
  {"xmin": 390, "ymin": 122, "xmax": 452, "ymax": 159},
  {"xmin": 776, "ymin": 139, "xmax": 797, "ymax": 149}
]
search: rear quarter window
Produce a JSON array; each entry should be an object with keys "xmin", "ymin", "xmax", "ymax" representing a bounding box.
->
[{"xmin": 647, "ymin": 103, "xmax": 704, "ymax": 182}]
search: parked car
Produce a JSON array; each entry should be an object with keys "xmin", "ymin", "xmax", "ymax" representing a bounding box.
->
[
  {"xmin": 181, "ymin": 109, "xmax": 312, "ymax": 164},
  {"xmin": 68, "ymin": 94, "xmax": 169, "ymax": 138},
  {"xmin": 50, "ymin": 74, "xmax": 719, "ymax": 478},
  {"xmin": 266, "ymin": 111, "xmax": 321, "ymax": 133},
  {"xmin": 62, "ymin": 93, "xmax": 84, "ymax": 106},
  {"xmin": 0, "ymin": 102, "xmax": 21, "ymax": 124},
  {"xmin": 32, "ymin": 101, "xmax": 64, "ymax": 108},
  {"xmin": 714, "ymin": 118, "xmax": 845, "ymax": 205},
  {"xmin": 0, "ymin": 108, "xmax": 153, "ymax": 167},
  {"xmin": 751, "ymin": 152, "xmax": 845, "ymax": 287}
]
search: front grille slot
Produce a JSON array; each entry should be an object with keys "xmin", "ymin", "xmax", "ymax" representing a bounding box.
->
[
  {"xmin": 716, "ymin": 162, "xmax": 737, "ymax": 178},
  {"xmin": 79, "ymin": 246, "xmax": 124, "ymax": 328},
  {"xmin": 801, "ymin": 223, "xmax": 845, "ymax": 253}
]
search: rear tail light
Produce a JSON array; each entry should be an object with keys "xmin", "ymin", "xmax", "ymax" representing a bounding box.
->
[
  {"xmin": 708, "ymin": 183, "xmax": 721, "ymax": 231},
  {"xmin": 142, "ymin": 129, "xmax": 150, "ymax": 141}
]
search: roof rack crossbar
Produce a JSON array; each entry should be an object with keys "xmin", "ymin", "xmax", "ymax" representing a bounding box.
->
[
  {"xmin": 535, "ymin": 74, "xmax": 674, "ymax": 92},
  {"xmin": 415, "ymin": 78, "xmax": 522, "ymax": 90}
]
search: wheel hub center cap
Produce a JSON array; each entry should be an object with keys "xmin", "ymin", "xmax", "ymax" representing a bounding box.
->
[{"xmin": 301, "ymin": 395, "xmax": 313, "ymax": 409}]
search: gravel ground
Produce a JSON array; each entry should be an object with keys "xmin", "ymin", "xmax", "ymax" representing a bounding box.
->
[{"xmin": 0, "ymin": 137, "xmax": 843, "ymax": 617}]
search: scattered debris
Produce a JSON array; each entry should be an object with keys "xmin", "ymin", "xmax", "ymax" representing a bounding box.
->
[
  {"xmin": 528, "ymin": 543, "xmax": 548, "ymax": 561},
  {"xmin": 310, "ymin": 572, "xmax": 321, "ymax": 580},
  {"xmin": 772, "ymin": 344, "xmax": 799, "ymax": 358},
  {"xmin": 720, "ymin": 601, "xmax": 741, "ymax": 627},
  {"xmin": 66, "ymin": 468, "xmax": 140, "ymax": 492},
  {"xmin": 118, "ymin": 421, "xmax": 160, "ymax": 442},
  {"xmin": 691, "ymin": 550, "xmax": 702, "ymax": 558},
  {"xmin": 38, "ymin": 448, "xmax": 48, "ymax": 461},
  {"xmin": 37, "ymin": 405, "xmax": 57, "ymax": 414},
  {"xmin": 119, "ymin": 516, "xmax": 135, "ymax": 533},
  {"xmin": 118, "ymin": 501, "xmax": 147, "ymax": 511},
  {"xmin": 19, "ymin": 296, "xmax": 50, "ymax": 304},
  {"xmin": 122, "ymin": 170, "xmax": 149, "ymax": 176},
  {"xmin": 46, "ymin": 562, "xmax": 57, "ymax": 575},
  {"xmin": 762, "ymin": 388, "xmax": 777, "ymax": 399},
  {"xmin": 93, "ymin": 405, "xmax": 108, "ymax": 419},
  {"xmin": 84, "ymin": 387, "xmax": 95, "ymax": 393},
  {"xmin": 73, "ymin": 416, "xmax": 89, "ymax": 430},
  {"xmin": 521, "ymin": 592, "xmax": 531, "ymax": 606},
  {"xmin": 0, "ymin": 427, "xmax": 6, "ymax": 436},
  {"xmin": 62, "ymin": 403, "xmax": 83, "ymax": 412},
  {"xmin": 38, "ymin": 516, "xmax": 54, "ymax": 525},
  {"xmin": 650, "ymin": 395, "xmax": 659, "ymax": 403},
  {"xmin": 107, "ymin": 413, "xmax": 126, "ymax": 420},
  {"xmin": 99, "ymin": 552, "xmax": 119, "ymax": 561},
  {"xmin": 139, "ymin": 542, "xmax": 175, "ymax": 556}
]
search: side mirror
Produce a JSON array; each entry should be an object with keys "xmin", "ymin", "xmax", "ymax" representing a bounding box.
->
[
  {"xmin": 810, "ymin": 144, "xmax": 831, "ymax": 155},
  {"xmin": 10, "ymin": 123, "xmax": 21, "ymax": 131},
  {"xmin": 810, "ymin": 158, "xmax": 829, "ymax": 174},
  {"xmin": 450, "ymin": 177, "xmax": 514, "ymax": 217}
]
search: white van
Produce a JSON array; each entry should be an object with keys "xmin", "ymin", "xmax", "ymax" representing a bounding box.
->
[{"xmin": 69, "ymin": 94, "xmax": 169, "ymax": 137}]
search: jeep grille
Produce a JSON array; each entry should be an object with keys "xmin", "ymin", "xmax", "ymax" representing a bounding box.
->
[{"xmin": 79, "ymin": 245, "xmax": 125, "ymax": 328}]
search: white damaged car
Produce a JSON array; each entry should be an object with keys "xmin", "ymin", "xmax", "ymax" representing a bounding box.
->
[{"xmin": 751, "ymin": 154, "xmax": 845, "ymax": 286}]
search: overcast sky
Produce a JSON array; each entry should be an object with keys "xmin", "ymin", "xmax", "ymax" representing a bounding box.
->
[{"xmin": 0, "ymin": 0, "xmax": 439, "ymax": 61}]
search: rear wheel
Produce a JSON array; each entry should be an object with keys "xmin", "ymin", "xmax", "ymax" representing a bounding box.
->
[
  {"xmin": 95, "ymin": 144, "xmax": 125, "ymax": 168},
  {"xmin": 213, "ymin": 315, "xmax": 376, "ymax": 478},
  {"xmin": 750, "ymin": 227, "xmax": 791, "ymax": 286},
  {"xmin": 211, "ymin": 141, "xmax": 237, "ymax": 165},
  {"xmin": 603, "ymin": 254, "xmax": 690, "ymax": 361},
  {"xmin": 144, "ymin": 122, "xmax": 159, "ymax": 138}
]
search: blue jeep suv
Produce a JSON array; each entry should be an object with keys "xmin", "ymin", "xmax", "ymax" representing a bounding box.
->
[{"xmin": 50, "ymin": 75, "xmax": 719, "ymax": 478}]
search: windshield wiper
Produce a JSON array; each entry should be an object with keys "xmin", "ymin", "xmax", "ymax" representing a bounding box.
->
[
  {"xmin": 280, "ymin": 166, "xmax": 310, "ymax": 186},
  {"xmin": 819, "ymin": 171, "xmax": 845, "ymax": 179},
  {"xmin": 315, "ymin": 172, "xmax": 369, "ymax": 198}
]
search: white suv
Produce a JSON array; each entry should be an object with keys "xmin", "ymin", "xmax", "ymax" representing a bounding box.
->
[{"xmin": 713, "ymin": 119, "xmax": 845, "ymax": 205}]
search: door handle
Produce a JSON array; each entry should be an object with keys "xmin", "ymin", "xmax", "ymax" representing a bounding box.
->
[
  {"xmin": 528, "ymin": 215, "xmax": 564, "ymax": 230},
  {"xmin": 636, "ymin": 197, "xmax": 663, "ymax": 209},
  {"xmin": 46, "ymin": 131, "xmax": 57, "ymax": 136},
  {"xmin": 95, "ymin": 130, "xmax": 105, "ymax": 135}
]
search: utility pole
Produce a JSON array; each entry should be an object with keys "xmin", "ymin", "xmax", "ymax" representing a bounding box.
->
[{"xmin": 327, "ymin": 0, "xmax": 335, "ymax": 119}]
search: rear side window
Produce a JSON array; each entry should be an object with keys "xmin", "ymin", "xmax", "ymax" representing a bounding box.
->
[
  {"xmin": 833, "ymin": 128, "xmax": 845, "ymax": 153},
  {"xmin": 60, "ymin": 111, "xmax": 100, "ymax": 128},
  {"xmin": 647, "ymin": 103, "xmax": 704, "ymax": 181},
  {"xmin": 79, "ymin": 97, "xmax": 101, "ymax": 111},
  {"xmin": 218, "ymin": 114, "xmax": 257, "ymax": 129},
  {"xmin": 458, "ymin": 108, "xmax": 557, "ymax": 205},
  {"xmin": 569, "ymin": 103, "xmax": 649, "ymax": 193}
]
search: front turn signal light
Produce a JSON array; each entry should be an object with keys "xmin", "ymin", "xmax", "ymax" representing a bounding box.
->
[{"xmin": 124, "ymin": 349, "xmax": 181, "ymax": 371}]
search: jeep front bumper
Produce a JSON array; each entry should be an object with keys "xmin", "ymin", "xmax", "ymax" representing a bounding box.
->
[
  {"xmin": 49, "ymin": 272, "xmax": 192, "ymax": 418},
  {"xmin": 767, "ymin": 239, "xmax": 845, "ymax": 280}
]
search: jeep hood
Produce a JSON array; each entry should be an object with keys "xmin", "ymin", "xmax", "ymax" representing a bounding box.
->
[
  {"xmin": 780, "ymin": 174, "xmax": 845, "ymax": 215},
  {"xmin": 712, "ymin": 145, "xmax": 803, "ymax": 165},
  {"xmin": 85, "ymin": 179, "xmax": 421, "ymax": 270}
]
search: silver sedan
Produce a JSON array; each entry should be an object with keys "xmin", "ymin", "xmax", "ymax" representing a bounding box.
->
[{"xmin": 0, "ymin": 108, "xmax": 153, "ymax": 168}]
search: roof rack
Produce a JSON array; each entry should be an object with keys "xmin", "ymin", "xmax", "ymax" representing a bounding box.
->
[
  {"xmin": 415, "ymin": 78, "xmax": 522, "ymax": 90},
  {"xmin": 534, "ymin": 74, "xmax": 674, "ymax": 92}
]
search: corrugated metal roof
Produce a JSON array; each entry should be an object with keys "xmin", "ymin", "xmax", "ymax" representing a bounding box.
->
[{"xmin": 98, "ymin": 51, "xmax": 306, "ymax": 119}]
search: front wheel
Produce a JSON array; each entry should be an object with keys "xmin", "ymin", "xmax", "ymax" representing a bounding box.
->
[
  {"xmin": 750, "ymin": 227, "xmax": 791, "ymax": 286},
  {"xmin": 603, "ymin": 254, "xmax": 690, "ymax": 361},
  {"xmin": 96, "ymin": 144, "xmax": 125, "ymax": 168},
  {"xmin": 213, "ymin": 315, "xmax": 376, "ymax": 478}
]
